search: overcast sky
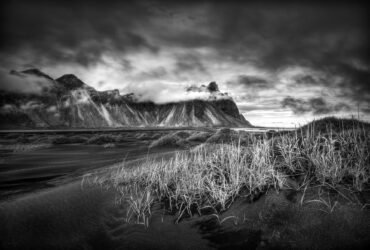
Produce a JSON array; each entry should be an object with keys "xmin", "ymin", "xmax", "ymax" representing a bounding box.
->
[{"xmin": 0, "ymin": 0, "xmax": 369, "ymax": 127}]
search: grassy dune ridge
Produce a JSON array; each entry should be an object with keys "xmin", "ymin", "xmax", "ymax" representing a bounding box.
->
[{"xmin": 85, "ymin": 118, "xmax": 370, "ymax": 225}]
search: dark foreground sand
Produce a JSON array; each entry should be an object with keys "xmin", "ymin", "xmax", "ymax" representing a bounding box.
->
[
  {"xmin": 0, "ymin": 182, "xmax": 209, "ymax": 250},
  {"xmin": 1, "ymin": 179, "xmax": 369, "ymax": 250}
]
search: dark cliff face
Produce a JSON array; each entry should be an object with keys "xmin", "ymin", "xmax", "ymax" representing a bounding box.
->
[
  {"xmin": 0, "ymin": 69, "xmax": 252, "ymax": 128},
  {"xmin": 212, "ymin": 99, "xmax": 241, "ymax": 119}
]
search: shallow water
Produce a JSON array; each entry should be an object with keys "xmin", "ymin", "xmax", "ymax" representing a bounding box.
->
[{"xmin": 0, "ymin": 142, "xmax": 176, "ymax": 199}]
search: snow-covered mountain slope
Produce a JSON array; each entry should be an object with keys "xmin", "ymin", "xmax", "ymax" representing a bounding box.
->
[{"xmin": 0, "ymin": 69, "xmax": 251, "ymax": 128}]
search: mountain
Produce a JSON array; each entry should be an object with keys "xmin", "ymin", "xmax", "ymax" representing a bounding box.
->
[{"xmin": 0, "ymin": 69, "xmax": 252, "ymax": 128}]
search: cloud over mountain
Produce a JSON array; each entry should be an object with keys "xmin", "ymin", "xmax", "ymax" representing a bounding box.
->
[
  {"xmin": 0, "ymin": 68, "xmax": 53, "ymax": 94},
  {"xmin": 122, "ymin": 81, "xmax": 229, "ymax": 104}
]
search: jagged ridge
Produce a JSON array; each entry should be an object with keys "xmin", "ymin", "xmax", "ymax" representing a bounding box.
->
[{"xmin": 0, "ymin": 69, "xmax": 252, "ymax": 128}]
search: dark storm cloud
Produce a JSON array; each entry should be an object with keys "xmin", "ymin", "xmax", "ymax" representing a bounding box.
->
[
  {"xmin": 0, "ymin": 0, "xmax": 368, "ymax": 108},
  {"xmin": 334, "ymin": 62, "xmax": 370, "ymax": 103},
  {"xmin": 0, "ymin": 0, "xmax": 158, "ymax": 67},
  {"xmin": 0, "ymin": 68, "xmax": 53, "ymax": 94},
  {"xmin": 293, "ymin": 74, "xmax": 327, "ymax": 86},
  {"xmin": 1, "ymin": 1, "xmax": 368, "ymax": 68},
  {"xmin": 174, "ymin": 54, "xmax": 208, "ymax": 74},
  {"xmin": 291, "ymin": 64, "xmax": 370, "ymax": 104},
  {"xmin": 281, "ymin": 96, "xmax": 350, "ymax": 115},
  {"xmin": 362, "ymin": 107, "xmax": 370, "ymax": 114},
  {"xmin": 137, "ymin": 67, "xmax": 168, "ymax": 80},
  {"xmin": 215, "ymin": 3, "xmax": 368, "ymax": 70},
  {"xmin": 208, "ymin": 2, "xmax": 369, "ymax": 104},
  {"xmin": 226, "ymin": 75, "xmax": 270, "ymax": 94},
  {"xmin": 235, "ymin": 75, "xmax": 270, "ymax": 89},
  {"xmin": 120, "ymin": 59, "xmax": 134, "ymax": 72}
]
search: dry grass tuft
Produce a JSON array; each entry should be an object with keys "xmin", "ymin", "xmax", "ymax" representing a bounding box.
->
[
  {"xmin": 86, "ymin": 118, "xmax": 370, "ymax": 225},
  {"xmin": 92, "ymin": 142, "xmax": 285, "ymax": 223},
  {"xmin": 277, "ymin": 125, "xmax": 370, "ymax": 191}
]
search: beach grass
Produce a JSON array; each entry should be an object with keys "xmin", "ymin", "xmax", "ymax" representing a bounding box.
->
[{"xmin": 85, "ymin": 118, "xmax": 370, "ymax": 224}]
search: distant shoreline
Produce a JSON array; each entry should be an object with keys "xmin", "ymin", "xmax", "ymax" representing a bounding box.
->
[
  {"xmin": 0, "ymin": 127, "xmax": 214, "ymax": 134},
  {"xmin": 0, "ymin": 126, "xmax": 298, "ymax": 134}
]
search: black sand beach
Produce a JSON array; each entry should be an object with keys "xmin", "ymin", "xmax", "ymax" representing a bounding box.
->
[{"xmin": 1, "ymin": 177, "xmax": 369, "ymax": 250}]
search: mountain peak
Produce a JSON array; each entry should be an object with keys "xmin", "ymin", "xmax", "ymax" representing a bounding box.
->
[
  {"xmin": 1, "ymin": 69, "xmax": 251, "ymax": 127},
  {"xmin": 207, "ymin": 81, "xmax": 219, "ymax": 92},
  {"xmin": 186, "ymin": 82, "xmax": 220, "ymax": 93},
  {"xmin": 56, "ymin": 74, "xmax": 85, "ymax": 90}
]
